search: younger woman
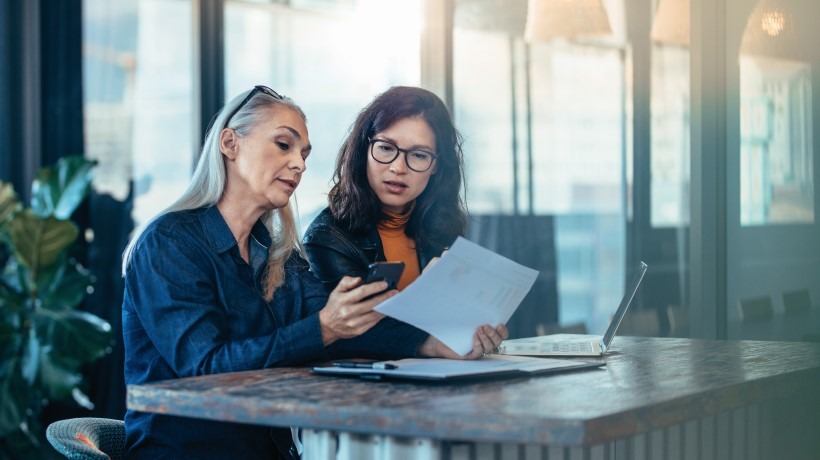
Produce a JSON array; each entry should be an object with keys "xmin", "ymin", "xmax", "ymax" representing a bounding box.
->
[{"xmin": 303, "ymin": 86, "xmax": 468, "ymax": 292}]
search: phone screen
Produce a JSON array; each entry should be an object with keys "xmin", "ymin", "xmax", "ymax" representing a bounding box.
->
[{"xmin": 364, "ymin": 261, "xmax": 406, "ymax": 291}]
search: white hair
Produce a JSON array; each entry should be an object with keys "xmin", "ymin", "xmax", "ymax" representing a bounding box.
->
[{"xmin": 121, "ymin": 88, "xmax": 307, "ymax": 300}]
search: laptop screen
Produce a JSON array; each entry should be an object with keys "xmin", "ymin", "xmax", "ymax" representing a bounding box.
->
[{"xmin": 602, "ymin": 261, "xmax": 648, "ymax": 349}]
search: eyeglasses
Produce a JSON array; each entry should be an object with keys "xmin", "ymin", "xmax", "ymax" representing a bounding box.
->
[
  {"xmin": 368, "ymin": 138, "xmax": 437, "ymax": 173},
  {"xmin": 222, "ymin": 85, "xmax": 284, "ymax": 129}
]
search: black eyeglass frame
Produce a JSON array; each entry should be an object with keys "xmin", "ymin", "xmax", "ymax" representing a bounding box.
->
[
  {"xmin": 367, "ymin": 137, "xmax": 438, "ymax": 173},
  {"xmin": 222, "ymin": 85, "xmax": 284, "ymax": 129}
]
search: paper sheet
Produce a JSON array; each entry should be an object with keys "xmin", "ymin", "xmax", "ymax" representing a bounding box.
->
[{"xmin": 374, "ymin": 236, "xmax": 539, "ymax": 355}]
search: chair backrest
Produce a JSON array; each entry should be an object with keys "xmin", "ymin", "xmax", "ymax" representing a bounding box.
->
[
  {"xmin": 466, "ymin": 214, "xmax": 558, "ymax": 338},
  {"xmin": 666, "ymin": 305, "xmax": 690, "ymax": 337},
  {"xmin": 782, "ymin": 289, "xmax": 812, "ymax": 316},
  {"xmin": 738, "ymin": 295, "xmax": 774, "ymax": 322},
  {"xmin": 617, "ymin": 308, "xmax": 661, "ymax": 336},
  {"xmin": 46, "ymin": 417, "xmax": 125, "ymax": 460}
]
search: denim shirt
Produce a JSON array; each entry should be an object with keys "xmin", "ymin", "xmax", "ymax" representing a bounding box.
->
[{"xmin": 122, "ymin": 206, "xmax": 427, "ymax": 459}]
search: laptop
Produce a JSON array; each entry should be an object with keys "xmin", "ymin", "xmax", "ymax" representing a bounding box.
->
[
  {"xmin": 495, "ymin": 261, "xmax": 648, "ymax": 357},
  {"xmin": 312, "ymin": 355, "xmax": 603, "ymax": 382}
]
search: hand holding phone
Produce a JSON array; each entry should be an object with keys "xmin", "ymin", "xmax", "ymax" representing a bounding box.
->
[{"xmin": 364, "ymin": 261, "xmax": 405, "ymax": 292}]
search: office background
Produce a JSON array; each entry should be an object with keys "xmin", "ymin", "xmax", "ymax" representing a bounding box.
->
[{"xmin": 1, "ymin": 0, "xmax": 817, "ymax": 423}]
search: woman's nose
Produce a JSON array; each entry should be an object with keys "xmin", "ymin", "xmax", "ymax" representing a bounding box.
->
[
  {"xmin": 291, "ymin": 153, "xmax": 306, "ymax": 172},
  {"xmin": 389, "ymin": 152, "xmax": 408, "ymax": 174}
]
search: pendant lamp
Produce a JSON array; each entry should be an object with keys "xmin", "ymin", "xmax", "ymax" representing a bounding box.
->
[
  {"xmin": 739, "ymin": 0, "xmax": 804, "ymax": 62},
  {"xmin": 650, "ymin": 0, "xmax": 689, "ymax": 46},
  {"xmin": 524, "ymin": 0, "xmax": 612, "ymax": 42}
]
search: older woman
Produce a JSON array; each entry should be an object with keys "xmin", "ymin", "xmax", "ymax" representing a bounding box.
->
[{"xmin": 121, "ymin": 85, "xmax": 505, "ymax": 459}]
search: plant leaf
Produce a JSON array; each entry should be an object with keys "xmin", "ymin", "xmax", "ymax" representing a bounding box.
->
[
  {"xmin": 38, "ymin": 349, "xmax": 82, "ymax": 403},
  {"xmin": 0, "ymin": 182, "xmax": 20, "ymax": 228},
  {"xmin": 0, "ymin": 423, "xmax": 59, "ymax": 459},
  {"xmin": 39, "ymin": 260, "xmax": 92, "ymax": 312},
  {"xmin": 72, "ymin": 388, "xmax": 95, "ymax": 411},
  {"xmin": 20, "ymin": 328, "xmax": 40, "ymax": 385},
  {"xmin": 6, "ymin": 211, "xmax": 78, "ymax": 271},
  {"xmin": 31, "ymin": 156, "xmax": 95, "ymax": 219},
  {"xmin": 35, "ymin": 310, "xmax": 113, "ymax": 367},
  {"xmin": 0, "ymin": 183, "xmax": 21, "ymax": 250},
  {"xmin": 0, "ymin": 322, "xmax": 22, "ymax": 364},
  {"xmin": 0, "ymin": 356, "xmax": 32, "ymax": 436},
  {"xmin": 1, "ymin": 256, "xmax": 28, "ymax": 295},
  {"xmin": 0, "ymin": 281, "xmax": 26, "ymax": 315}
]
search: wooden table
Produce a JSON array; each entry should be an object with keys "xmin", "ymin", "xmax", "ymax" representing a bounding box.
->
[{"xmin": 127, "ymin": 336, "xmax": 820, "ymax": 459}]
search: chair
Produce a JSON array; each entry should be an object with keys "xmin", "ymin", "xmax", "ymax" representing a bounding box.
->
[
  {"xmin": 738, "ymin": 295, "xmax": 774, "ymax": 322},
  {"xmin": 782, "ymin": 289, "xmax": 812, "ymax": 316},
  {"xmin": 665, "ymin": 305, "xmax": 690, "ymax": 337},
  {"xmin": 617, "ymin": 308, "xmax": 661, "ymax": 336},
  {"xmin": 46, "ymin": 417, "xmax": 125, "ymax": 460},
  {"xmin": 466, "ymin": 214, "xmax": 558, "ymax": 338}
]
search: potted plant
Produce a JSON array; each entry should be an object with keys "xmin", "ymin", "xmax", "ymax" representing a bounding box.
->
[{"xmin": 0, "ymin": 156, "xmax": 114, "ymax": 458}]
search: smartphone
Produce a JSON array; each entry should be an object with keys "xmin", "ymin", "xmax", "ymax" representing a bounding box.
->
[{"xmin": 364, "ymin": 261, "xmax": 406, "ymax": 292}]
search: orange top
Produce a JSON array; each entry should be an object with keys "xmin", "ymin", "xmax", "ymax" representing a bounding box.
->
[{"xmin": 377, "ymin": 207, "xmax": 420, "ymax": 291}]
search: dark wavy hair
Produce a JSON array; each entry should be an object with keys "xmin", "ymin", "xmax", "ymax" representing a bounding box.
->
[{"xmin": 328, "ymin": 86, "xmax": 467, "ymax": 252}]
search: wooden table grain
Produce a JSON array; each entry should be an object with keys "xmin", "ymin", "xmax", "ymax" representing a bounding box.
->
[{"xmin": 126, "ymin": 336, "xmax": 820, "ymax": 449}]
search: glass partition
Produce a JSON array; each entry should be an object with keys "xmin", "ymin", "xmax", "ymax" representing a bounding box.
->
[
  {"xmin": 728, "ymin": 0, "xmax": 819, "ymax": 341},
  {"xmin": 453, "ymin": 0, "xmax": 629, "ymax": 337}
]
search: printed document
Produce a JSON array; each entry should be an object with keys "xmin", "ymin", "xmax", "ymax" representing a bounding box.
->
[{"xmin": 374, "ymin": 237, "xmax": 538, "ymax": 355}]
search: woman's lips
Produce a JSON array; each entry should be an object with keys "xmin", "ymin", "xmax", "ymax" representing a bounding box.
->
[
  {"xmin": 384, "ymin": 180, "xmax": 407, "ymax": 194},
  {"xmin": 279, "ymin": 178, "xmax": 298, "ymax": 192}
]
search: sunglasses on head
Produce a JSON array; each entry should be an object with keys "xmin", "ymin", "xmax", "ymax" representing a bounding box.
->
[
  {"xmin": 223, "ymin": 85, "xmax": 284, "ymax": 128},
  {"xmin": 205, "ymin": 85, "xmax": 285, "ymax": 135}
]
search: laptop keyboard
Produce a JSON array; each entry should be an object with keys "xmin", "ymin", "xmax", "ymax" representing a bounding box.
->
[{"xmin": 542, "ymin": 342, "xmax": 594, "ymax": 353}]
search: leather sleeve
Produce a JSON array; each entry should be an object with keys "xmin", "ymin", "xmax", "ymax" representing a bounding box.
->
[{"xmin": 303, "ymin": 225, "xmax": 371, "ymax": 293}]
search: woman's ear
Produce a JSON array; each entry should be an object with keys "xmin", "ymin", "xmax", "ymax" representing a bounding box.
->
[{"xmin": 220, "ymin": 128, "xmax": 239, "ymax": 159}]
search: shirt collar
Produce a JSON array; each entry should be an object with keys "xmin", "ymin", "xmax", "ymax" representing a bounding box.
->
[{"xmin": 199, "ymin": 205, "xmax": 272, "ymax": 254}]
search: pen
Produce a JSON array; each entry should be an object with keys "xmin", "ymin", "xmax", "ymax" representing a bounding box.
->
[{"xmin": 332, "ymin": 361, "xmax": 398, "ymax": 370}]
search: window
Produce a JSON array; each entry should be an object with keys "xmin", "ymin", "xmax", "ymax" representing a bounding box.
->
[
  {"xmin": 738, "ymin": 0, "xmax": 813, "ymax": 226},
  {"xmin": 651, "ymin": 45, "xmax": 690, "ymax": 227},
  {"xmin": 739, "ymin": 58, "xmax": 813, "ymax": 225},
  {"xmin": 84, "ymin": 0, "xmax": 195, "ymax": 227},
  {"xmin": 225, "ymin": 0, "xmax": 423, "ymax": 230},
  {"xmin": 453, "ymin": 0, "xmax": 628, "ymax": 335}
]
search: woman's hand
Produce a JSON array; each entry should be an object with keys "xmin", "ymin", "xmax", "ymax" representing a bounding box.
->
[
  {"xmin": 418, "ymin": 324, "xmax": 509, "ymax": 360},
  {"xmin": 421, "ymin": 248, "xmax": 448, "ymax": 273},
  {"xmin": 318, "ymin": 276, "xmax": 396, "ymax": 346}
]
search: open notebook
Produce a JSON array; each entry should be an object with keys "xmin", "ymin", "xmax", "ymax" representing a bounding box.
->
[
  {"xmin": 312, "ymin": 355, "xmax": 603, "ymax": 382},
  {"xmin": 495, "ymin": 261, "xmax": 648, "ymax": 357}
]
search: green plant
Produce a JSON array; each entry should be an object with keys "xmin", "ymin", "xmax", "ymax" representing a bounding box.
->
[{"xmin": 0, "ymin": 156, "xmax": 114, "ymax": 458}]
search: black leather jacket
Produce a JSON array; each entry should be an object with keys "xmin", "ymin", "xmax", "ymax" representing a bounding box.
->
[{"xmin": 303, "ymin": 207, "xmax": 444, "ymax": 292}]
